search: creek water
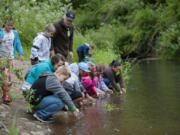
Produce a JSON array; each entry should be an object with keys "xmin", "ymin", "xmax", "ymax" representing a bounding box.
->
[{"xmin": 52, "ymin": 60, "xmax": 180, "ymax": 135}]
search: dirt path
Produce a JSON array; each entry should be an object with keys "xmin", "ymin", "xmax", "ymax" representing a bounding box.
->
[{"xmin": 0, "ymin": 60, "xmax": 53, "ymax": 135}]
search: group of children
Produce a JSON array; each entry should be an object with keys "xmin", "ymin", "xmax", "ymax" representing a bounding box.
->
[{"xmin": 0, "ymin": 18, "xmax": 126, "ymax": 123}]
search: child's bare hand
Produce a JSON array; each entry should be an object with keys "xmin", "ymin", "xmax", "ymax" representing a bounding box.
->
[
  {"xmin": 108, "ymin": 89, "xmax": 113, "ymax": 94},
  {"xmin": 119, "ymin": 90, "xmax": 123, "ymax": 95},
  {"xmin": 99, "ymin": 91, "xmax": 105, "ymax": 97},
  {"xmin": 81, "ymin": 92, "xmax": 85, "ymax": 98},
  {"xmin": 90, "ymin": 97, "xmax": 96, "ymax": 103},
  {"xmin": 73, "ymin": 108, "xmax": 79, "ymax": 117},
  {"xmin": 121, "ymin": 88, "xmax": 126, "ymax": 94}
]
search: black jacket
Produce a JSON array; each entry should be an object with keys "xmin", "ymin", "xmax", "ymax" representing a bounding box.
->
[{"xmin": 51, "ymin": 19, "xmax": 74, "ymax": 58}]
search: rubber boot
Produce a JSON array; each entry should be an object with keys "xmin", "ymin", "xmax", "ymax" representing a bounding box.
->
[{"xmin": 2, "ymin": 84, "xmax": 10, "ymax": 103}]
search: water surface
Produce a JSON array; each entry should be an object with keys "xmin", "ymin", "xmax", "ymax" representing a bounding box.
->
[{"xmin": 53, "ymin": 60, "xmax": 180, "ymax": 135}]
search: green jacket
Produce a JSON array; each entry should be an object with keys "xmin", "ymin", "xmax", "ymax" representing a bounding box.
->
[{"xmin": 25, "ymin": 60, "xmax": 55, "ymax": 84}]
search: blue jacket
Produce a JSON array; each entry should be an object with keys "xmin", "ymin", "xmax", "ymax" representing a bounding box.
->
[
  {"xmin": 25, "ymin": 60, "xmax": 55, "ymax": 84},
  {"xmin": 76, "ymin": 43, "xmax": 90, "ymax": 56},
  {"xmin": 0, "ymin": 28, "xmax": 24, "ymax": 58}
]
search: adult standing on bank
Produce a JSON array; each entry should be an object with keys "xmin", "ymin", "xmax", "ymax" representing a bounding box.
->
[{"xmin": 51, "ymin": 11, "xmax": 75, "ymax": 61}]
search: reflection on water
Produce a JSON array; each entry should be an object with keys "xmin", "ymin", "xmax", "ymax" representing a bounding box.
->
[{"xmin": 52, "ymin": 61, "xmax": 180, "ymax": 135}]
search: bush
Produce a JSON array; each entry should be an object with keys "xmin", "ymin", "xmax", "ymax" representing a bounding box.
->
[
  {"xmin": 130, "ymin": 6, "xmax": 159, "ymax": 57},
  {"xmin": 87, "ymin": 24, "xmax": 116, "ymax": 49},
  {"xmin": 72, "ymin": 31, "xmax": 117, "ymax": 65},
  {"xmin": 113, "ymin": 24, "xmax": 133, "ymax": 58},
  {"xmin": 0, "ymin": 0, "xmax": 71, "ymax": 59},
  {"xmin": 158, "ymin": 22, "xmax": 180, "ymax": 59}
]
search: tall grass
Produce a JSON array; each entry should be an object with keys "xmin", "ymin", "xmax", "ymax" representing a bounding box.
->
[
  {"xmin": 9, "ymin": 116, "xmax": 19, "ymax": 135},
  {"xmin": 0, "ymin": 115, "xmax": 19, "ymax": 135}
]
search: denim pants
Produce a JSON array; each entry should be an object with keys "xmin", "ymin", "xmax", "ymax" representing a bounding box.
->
[
  {"xmin": 36, "ymin": 94, "xmax": 65, "ymax": 119},
  {"xmin": 103, "ymin": 78, "xmax": 110, "ymax": 86},
  {"xmin": 77, "ymin": 51, "xmax": 85, "ymax": 62},
  {"xmin": 103, "ymin": 77, "xmax": 119, "ymax": 86}
]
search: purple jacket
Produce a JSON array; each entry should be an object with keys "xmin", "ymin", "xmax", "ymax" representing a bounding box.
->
[{"xmin": 95, "ymin": 75, "xmax": 109, "ymax": 92}]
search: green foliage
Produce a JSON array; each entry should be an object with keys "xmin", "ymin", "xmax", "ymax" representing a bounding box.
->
[
  {"xmin": 130, "ymin": 6, "xmax": 159, "ymax": 57},
  {"xmin": 0, "ymin": 58, "xmax": 22, "ymax": 86},
  {"xmin": 0, "ymin": 115, "xmax": 19, "ymax": 135},
  {"xmin": 73, "ymin": 0, "xmax": 180, "ymax": 59},
  {"xmin": 101, "ymin": 0, "xmax": 142, "ymax": 23},
  {"xmin": 0, "ymin": 58, "xmax": 22, "ymax": 103},
  {"xmin": 8, "ymin": 91, "xmax": 21, "ymax": 103},
  {"xmin": 74, "ymin": 0, "xmax": 107, "ymax": 31},
  {"xmin": 104, "ymin": 102, "xmax": 119, "ymax": 112},
  {"xmin": 121, "ymin": 61, "xmax": 132, "ymax": 86},
  {"xmin": 87, "ymin": 25, "xmax": 116, "ymax": 49},
  {"xmin": 9, "ymin": 116, "xmax": 19, "ymax": 135},
  {"xmin": 71, "ymin": 31, "xmax": 118, "ymax": 65},
  {"xmin": 15, "ymin": 0, "xmax": 70, "ymax": 50},
  {"xmin": 75, "ymin": 10, "xmax": 101, "ymax": 31},
  {"xmin": 158, "ymin": 22, "xmax": 180, "ymax": 59},
  {"xmin": 1, "ymin": 0, "xmax": 179, "ymax": 59},
  {"xmin": 113, "ymin": 24, "xmax": 133, "ymax": 57},
  {"xmin": 25, "ymin": 90, "xmax": 36, "ymax": 113},
  {"xmin": 0, "ymin": 0, "xmax": 71, "ymax": 60}
]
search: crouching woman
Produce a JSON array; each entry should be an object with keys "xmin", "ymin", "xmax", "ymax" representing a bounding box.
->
[{"xmin": 27, "ymin": 65, "xmax": 79, "ymax": 123}]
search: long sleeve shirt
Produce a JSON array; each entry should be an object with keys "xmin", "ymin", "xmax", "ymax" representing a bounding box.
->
[
  {"xmin": 30, "ymin": 32, "xmax": 51, "ymax": 61},
  {"xmin": 76, "ymin": 43, "xmax": 91, "ymax": 56},
  {"xmin": 95, "ymin": 75, "xmax": 109, "ymax": 92},
  {"xmin": 0, "ymin": 28, "xmax": 23, "ymax": 59},
  {"xmin": 103, "ymin": 66, "xmax": 125, "ymax": 92}
]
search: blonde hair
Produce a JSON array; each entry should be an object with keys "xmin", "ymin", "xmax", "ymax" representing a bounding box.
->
[
  {"xmin": 55, "ymin": 65, "xmax": 71, "ymax": 77},
  {"xmin": 44, "ymin": 24, "xmax": 56, "ymax": 33}
]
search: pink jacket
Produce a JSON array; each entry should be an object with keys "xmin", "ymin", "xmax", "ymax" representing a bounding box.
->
[{"xmin": 82, "ymin": 75, "xmax": 97, "ymax": 96}]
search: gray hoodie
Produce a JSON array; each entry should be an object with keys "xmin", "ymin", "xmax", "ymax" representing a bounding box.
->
[{"xmin": 31, "ymin": 72, "xmax": 76, "ymax": 112}]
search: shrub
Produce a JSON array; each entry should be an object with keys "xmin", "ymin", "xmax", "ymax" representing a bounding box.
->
[
  {"xmin": 158, "ymin": 22, "xmax": 180, "ymax": 59},
  {"xmin": 0, "ymin": 0, "xmax": 71, "ymax": 60}
]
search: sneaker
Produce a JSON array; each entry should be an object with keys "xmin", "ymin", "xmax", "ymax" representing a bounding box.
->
[
  {"xmin": 33, "ymin": 113, "xmax": 54, "ymax": 124},
  {"xmin": 62, "ymin": 105, "xmax": 69, "ymax": 111},
  {"xmin": 48, "ymin": 115, "xmax": 55, "ymax": 121}
]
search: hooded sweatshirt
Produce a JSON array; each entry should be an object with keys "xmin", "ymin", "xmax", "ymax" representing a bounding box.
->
[
  {"xmin": 31, "ymin": 72, "xmax": 77, "ymax": 112},
  {"xmin": 0, "ymin": 28, "xmax": 23, "ymax": 59},
  {"xmin": 22, "ymin": 60, "xmax": 55, "ymax": 91},
  {"xmin": 30, "ymin": 32, "xmax": 51, "ymax": 61}
]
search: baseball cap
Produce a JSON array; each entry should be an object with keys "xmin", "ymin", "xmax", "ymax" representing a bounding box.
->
[
  {"xmin": 78, "ymin": 62, "xmax": 90, "ymax": 72},
  {"xmin": 66, "ymin": 11, "xmax": 75, "ymax": 21}
]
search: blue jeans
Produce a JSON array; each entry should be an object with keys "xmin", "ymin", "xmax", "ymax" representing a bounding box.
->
[
  {"xmin": 103, "ymin": 78, "xmax": 110, "ymax": 86},
  {"xmin": 35, "ymin": 94, "xmax": 65, "ymax": 119},
  {"xmin": 77, "ymin": 51, "xmax": 85, "ymax": 62}
]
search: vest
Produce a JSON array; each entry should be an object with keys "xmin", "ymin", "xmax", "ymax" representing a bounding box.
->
[{"xmin": 30, "ymin": 75, "xmax": 53, "ymax": 105}]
